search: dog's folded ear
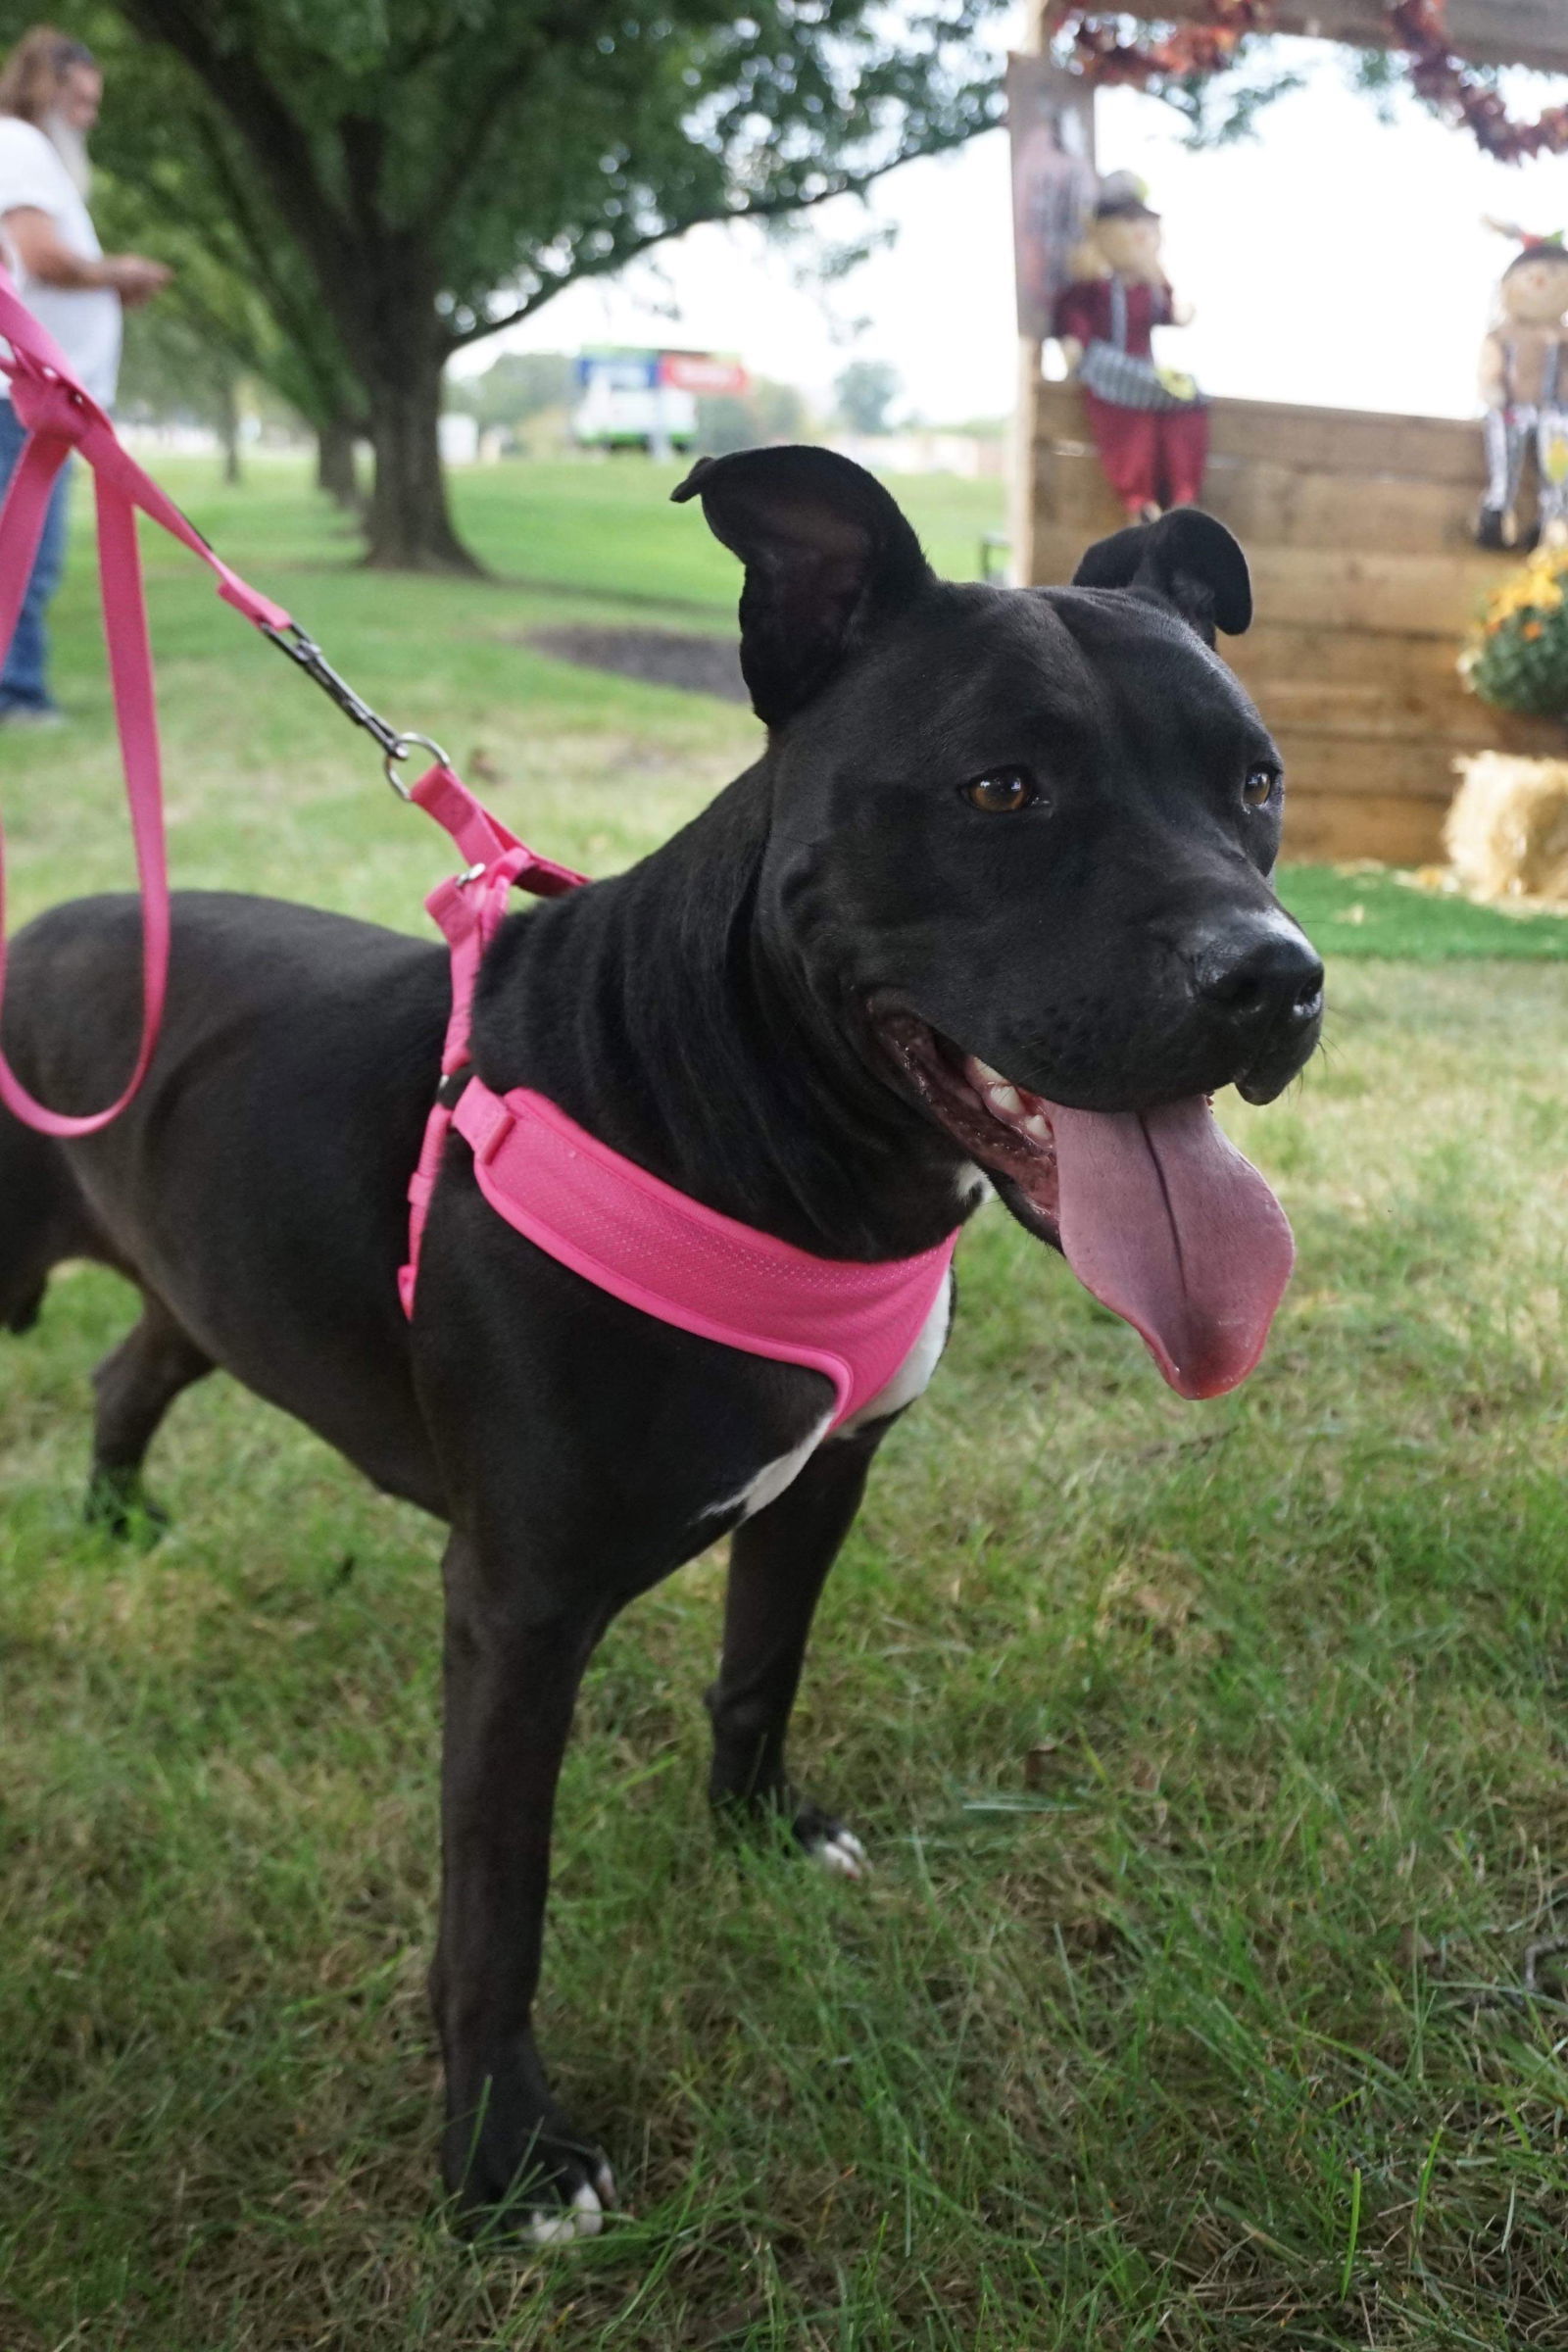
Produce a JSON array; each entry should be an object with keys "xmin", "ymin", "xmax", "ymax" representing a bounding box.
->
[
  {"xmin": 1071, "ymin": 508, "xmax": 1251, "ymax": 645},
  {"xmin": 672, "ymin": 446, "xmax": 933, "ymax": 726}
]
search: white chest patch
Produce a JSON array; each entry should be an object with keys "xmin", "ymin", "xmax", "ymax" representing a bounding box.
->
[
  {"xmin": 697, "ymin": 1271, "xmax": 955, "ymax": 1528},
  {"xmin": 836, "ymin": 1270, "xmax": 954, "ymax": 1439},
  {"xmin": 700, "ymin": 1410, "xmax": 835, "ymax": 1528}
]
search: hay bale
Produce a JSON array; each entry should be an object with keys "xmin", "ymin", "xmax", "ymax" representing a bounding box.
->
[{"xmin": 1446, "ymin": 752, "xmax": 1568, "ymax": 902}]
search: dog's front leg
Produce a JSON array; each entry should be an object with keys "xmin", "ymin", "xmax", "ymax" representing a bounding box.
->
[
  {"xmin": 430, "ymin": 1529, "xmax": 612, "ymax": 2240},
  {"xmin": 706, "ymin": 1422, "xmax": 886, "ymax": 1877}
]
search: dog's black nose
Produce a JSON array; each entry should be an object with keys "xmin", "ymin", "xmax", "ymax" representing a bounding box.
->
[{"xmin": 1193, "ymin": 921, "xmax": 1324, "ymax": 1032}]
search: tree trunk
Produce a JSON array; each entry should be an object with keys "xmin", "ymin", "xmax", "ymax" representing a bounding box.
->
[
  {"xmin": 316, "ymin": 414, "xmax": 363, "ymax": 510},
  {"xmin": 364, "ymin": 351, "xmax": 481, "ymax": 574},
  {"xmin": 218, "ymin": 372, "xmax": 242, "ymax": 487}
]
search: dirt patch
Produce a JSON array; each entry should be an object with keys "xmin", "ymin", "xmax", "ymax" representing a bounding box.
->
[{"xmin": 527, "ymin": 625, "xmax": 748, "ymax": 705}]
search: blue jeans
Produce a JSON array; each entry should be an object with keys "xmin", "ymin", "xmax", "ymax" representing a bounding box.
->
[{"xmin": 0, "ymin": 397, "xmax": 71, "ymax": 712}]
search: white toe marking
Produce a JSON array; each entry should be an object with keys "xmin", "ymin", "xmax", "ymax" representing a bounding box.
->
[
  {"xmin": 524, "ymin": 2179, "xmax": 604, "ymax": 2247},
  {"xmin": 813, "ymin": 1829, "xmax": 868, "ymax": 1881},
  {"xmin": 569, "ymin": 2180, "xmax": 605, "ymax": 2237}
]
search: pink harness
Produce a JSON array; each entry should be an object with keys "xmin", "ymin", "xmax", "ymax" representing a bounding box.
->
[
  {"xmin": 0, "ymin": 272, "xmax": 956, "ymax": 1433},
  {"xmin": 396, "ymin": 764, "xmax": 956, "ymax": 1431}
]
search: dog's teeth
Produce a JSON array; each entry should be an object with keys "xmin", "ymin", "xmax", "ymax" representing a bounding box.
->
[
  {"xmin": 987, "ymin": 1083, "xmax": 1022, "ymax": 1116},
  {"xmin": 1023, "ymin": 1113, "xmax": 1053, "ymax": 1144},
  {"xmin": 967, "ymin": 1056, "xmax": 1006, "ymax": 1088}
]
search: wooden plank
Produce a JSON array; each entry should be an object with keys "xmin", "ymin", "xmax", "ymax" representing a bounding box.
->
[
  {"xmin": 1261, "ymin": 729, "xmax": 1471, "ymax": 802},
  {"xmin": 1037, "ymin": 382, "xmax": 1487, "ymax": 485},
  {"xmin": 1042, "ymin": 443, "xmax": 1489, "ymax": 554},
  {"xmin": 1241, "ymin": 679, "xmax": 1563, "ymax": 752},
  {"xmin": 1243, "ymin": 632, "xmax": 1568, "ymax": 744},
  {"xmin": 1281, "ymin": 791, "xmax": 1449, "ymax": 867},
  {"xmin": 1031, "ymin": 524, "xmax": 1518, "ymax": 633},
  {"xmin": 1148, "ymin": 0, "xmax": 1568, "ymax": 74},
  {"xmin": 1241, "ymin": 622, "xmax": 1487, "ymax": 695},
  {"xmin": 1010, "ymin": 344, "xmax": 1045, "ymax": 589}
]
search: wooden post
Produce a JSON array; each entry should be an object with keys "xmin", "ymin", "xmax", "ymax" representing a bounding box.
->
[{"xmin": 1007, "ymin": 0, "xmax": 1080, "ymax": 587}]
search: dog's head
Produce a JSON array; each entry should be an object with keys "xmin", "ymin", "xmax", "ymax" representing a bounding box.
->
[{"xmin": 673, "ymin": 446, "xmax": 1323, "ymax": 1398}]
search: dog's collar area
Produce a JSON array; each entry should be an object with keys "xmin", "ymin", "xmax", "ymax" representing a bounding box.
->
[{"xmin": 397, "ymin": 767, "xmax": 959, "ymax": 1428}]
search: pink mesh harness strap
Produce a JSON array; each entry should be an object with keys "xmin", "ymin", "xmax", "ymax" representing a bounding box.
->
[{"xmin": 400, "ymin": 764, "xmax": 957, "ymax": 1431}]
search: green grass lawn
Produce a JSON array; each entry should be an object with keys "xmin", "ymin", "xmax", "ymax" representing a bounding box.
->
[{"xmin": 6, "ymin": 457, "xmax": 1568, "ymax": 2351}]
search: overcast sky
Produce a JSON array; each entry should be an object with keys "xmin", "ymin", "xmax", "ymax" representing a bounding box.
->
[{"xmin": 452, "ymin": 20, "xmax": 1568, "ymax": 426}]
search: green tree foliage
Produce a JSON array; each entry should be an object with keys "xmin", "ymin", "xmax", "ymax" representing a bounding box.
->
[
  {"xmin": 83, "ymin": 0, "xmax": 1008, "ymax": 570},
  {"xmin": 835, "ymin": 359, "xmax": 902, "ymax": 435}
]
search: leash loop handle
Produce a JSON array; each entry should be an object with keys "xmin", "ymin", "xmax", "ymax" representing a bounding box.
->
[
  {"xmin": 0, "ymin": 269, "xmax": 291, "ymax": 1136},
  {"xmin": 0, "ymin": 268, "xmax": 438, "ymax": 1133}
]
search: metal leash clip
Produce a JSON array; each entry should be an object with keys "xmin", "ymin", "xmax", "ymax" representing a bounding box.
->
[{"xmin": 261, "ymin": 622, "xmax": 449, "ymax": 799}]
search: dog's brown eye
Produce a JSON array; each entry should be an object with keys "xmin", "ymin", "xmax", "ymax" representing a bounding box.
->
[
  {"xmin": 963, "ymin": 768, "xmax": 1037, "ymax": 813},
  {"xmin": 1242, "ymin": 766, "xmax": 1279, "ymax": 811}
]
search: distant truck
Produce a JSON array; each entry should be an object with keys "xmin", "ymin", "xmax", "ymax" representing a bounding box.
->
[{"xmin": 571, "ymin": 348, "xmax": 750, "ymax": 457}]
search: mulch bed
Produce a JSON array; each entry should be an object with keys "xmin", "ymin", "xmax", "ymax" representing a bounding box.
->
[{"xmin": 527, "ymin": 625, "xmax": 748, "ymax": 704}]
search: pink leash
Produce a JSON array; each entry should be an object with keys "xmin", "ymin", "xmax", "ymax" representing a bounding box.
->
[
  {"xmin": 0, "ymin": 269, "xmax": 291, "ymax": 1136},
  {"xmin": 0, "ymin": 271, "xmax": 957, "ymax": 1418}
]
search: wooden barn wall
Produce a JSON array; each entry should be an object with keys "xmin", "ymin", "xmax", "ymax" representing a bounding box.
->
[{"xmin": 1029, "ymin": 382, "xmax": 1564, "ymax": 864}]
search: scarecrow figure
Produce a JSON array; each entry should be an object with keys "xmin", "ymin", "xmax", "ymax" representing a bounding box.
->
[
  {"xmin": 1051, "ymin": 172, "xmax": 1207, "ymax": 521},
  {"xmin": 1477, "ymin": 222, "xmax": 1568, "ymax": 552}
]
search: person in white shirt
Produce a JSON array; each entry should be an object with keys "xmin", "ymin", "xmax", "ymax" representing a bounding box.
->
[{"xmin": 0, "ymin": 26, "xmax": 171, "ymax": 723}]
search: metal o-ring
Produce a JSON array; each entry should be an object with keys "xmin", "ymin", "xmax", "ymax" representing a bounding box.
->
[{"xmin": 384, "ymin": 730, "xmax": 452, "ymax": 797}]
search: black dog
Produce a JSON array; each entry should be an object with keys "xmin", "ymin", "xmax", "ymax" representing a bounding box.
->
[{"xmin": 0, "ymin": 449, "xmax": 1322, "ymax": 2238}]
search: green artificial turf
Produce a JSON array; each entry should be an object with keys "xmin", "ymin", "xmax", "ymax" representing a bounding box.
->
[{"xmin": 5, "ymin": 457, "xmax": 1568, "ymax": 2350}]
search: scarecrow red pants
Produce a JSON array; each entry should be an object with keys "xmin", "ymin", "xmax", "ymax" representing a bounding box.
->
[{"xmin": 1084, "ymin": 390, "xmax": 1208, "ymax": 515}]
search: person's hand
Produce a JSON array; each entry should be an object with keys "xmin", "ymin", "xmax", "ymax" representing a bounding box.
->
[{"xmin": 105, "ymin": 255, "xmax": 172, "ymax": 308}]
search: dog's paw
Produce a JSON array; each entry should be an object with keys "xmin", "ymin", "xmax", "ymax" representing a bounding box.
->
[
  {"xmin": 711, "ymin": 1786, "xmax": 869, "ymax": 1880},
  {"xmin": 792, "ymin": 1801, "xmax": 869, "ymax": 1881},
  {"xmin": 807, "ymin": 1823, "xmax": 868, "ymax": 1880},
  {"xmin": 445, "ymin": 2086, "xmax": 618, "ymax": 2247},
  {"xmin": 83, "ymin": 1466, "xmax": 170, "ymax": 1544},
  {"xmin": 520, "ymin": 2162, "xmax": 617, "ymax": 2248}
]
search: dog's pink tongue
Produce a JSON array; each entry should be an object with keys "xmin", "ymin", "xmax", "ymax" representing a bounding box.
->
[{"xmin": 1047, "ymin": 1096, "xmax": 1294, "ymax": 1399}]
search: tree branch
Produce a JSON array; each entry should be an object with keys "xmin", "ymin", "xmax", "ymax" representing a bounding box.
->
[
  {"xmin": 424, "ymin": 10, "xmax": 595, "ymax": 229},
  {"xmin": 112, "ymin": 0, "xmax": 363, "ymax": 317}
]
